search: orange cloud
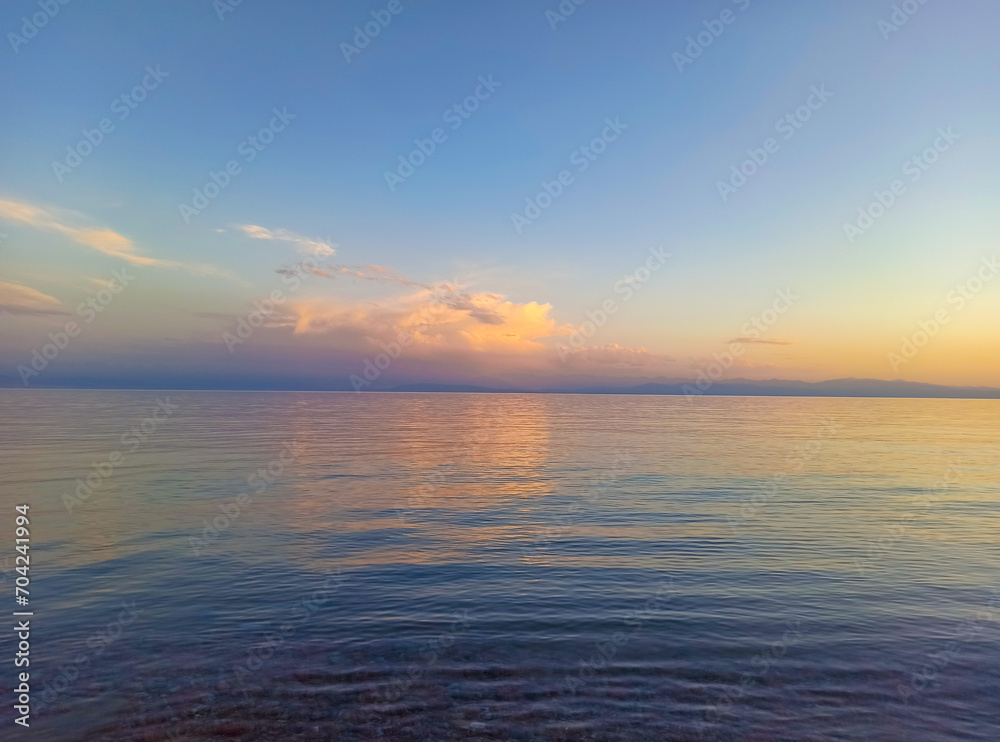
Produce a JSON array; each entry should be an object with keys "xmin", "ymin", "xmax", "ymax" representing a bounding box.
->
[
  {"xmin": 290, "ymin": 288, "xmax": 573, "ymax": 357},
  {"xmin": 0, "ymin": 280, "xmax": 69, "ymax": 317},
  {"xmin": 728, "ymin": 337, "xmax": 795, "ymax": 346}
]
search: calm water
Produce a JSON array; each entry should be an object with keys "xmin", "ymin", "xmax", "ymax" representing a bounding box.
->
[{"xmin": 1, "ymin": 391, "xmax": 998, "ymax": 741}]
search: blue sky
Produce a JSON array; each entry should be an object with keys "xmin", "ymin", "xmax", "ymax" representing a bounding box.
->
[{"xmin": 1, "ymin": 0, "xmax": 998, "ymax": 389}]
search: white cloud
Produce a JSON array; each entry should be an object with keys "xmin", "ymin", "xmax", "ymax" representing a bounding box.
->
[{"xmin": 235, "ymin": 224, "xmax": 336, "ymax": 256}]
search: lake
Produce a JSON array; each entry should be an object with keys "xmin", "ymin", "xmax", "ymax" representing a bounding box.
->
[{"xmin": 1, "ymin": 391, "xmax": 998, "ymax": 740}]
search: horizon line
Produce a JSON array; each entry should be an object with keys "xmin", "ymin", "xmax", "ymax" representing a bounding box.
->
[{"xmin": 1, "ymin": 388, "xmax": 998, "ymax": 401}]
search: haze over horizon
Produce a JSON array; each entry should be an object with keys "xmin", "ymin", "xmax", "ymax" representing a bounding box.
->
[{"xmin": 2, "ymin": 0, "xmax": 998, "ymax": 391}]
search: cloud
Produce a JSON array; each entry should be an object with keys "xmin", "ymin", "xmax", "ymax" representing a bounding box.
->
[
  {"xmin": 0, "ymin": 199, "xmax": 232, "ymax": 278},
  {"xmin": 329, "ymin": 264, "xmax": 429, "ymax": 287},
  {"xmin": 0, "ymin": 280, "xmax": 70, "ymax": 317},
  {"xmin": 0, "ymin": 199, "xmax": 153, "ymax": 264},
  {"xmin": 291, "ymin": 261, "xmax": 460, "ymax": 293},
  {"xmin": 290, "ymin": 288, "xmax": 572, "ymax": 357},
  {"xmin": 0, "ymin": 201, "xmax": 45, "ymax": 223},
  {"xmin": 0, "ymin": 198, "xmax": 227, "ymax": 276},
  {"xmin": 728, "ymin": 337, "xmax": 795, "ymax": 346},
  {"xmin": 245, "ymin": 272, "xmax": 675, "ymax": 378},
  {"xmin": 439, "ymin": 291, "xmax": 506, "ymax": 324},
  {"xmin": 253, "ymin": 234, "xmax": 459, "ymax": 293},
  {"xmin": 236, "ymin": 224, "xmax": 336, "ymax": 256},
  {"xmin": 195, "ymin": 247, "xmax": 679, "ymax": 379}
]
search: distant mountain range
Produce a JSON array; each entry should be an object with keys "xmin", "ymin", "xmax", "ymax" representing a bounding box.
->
[
  {"xmin": 388, "ymin": 378, "xmax": 1000, "ymax": 399},
  {"xmin": 4, "ymin": 375, "xmax": 998, "ymax": 398}
]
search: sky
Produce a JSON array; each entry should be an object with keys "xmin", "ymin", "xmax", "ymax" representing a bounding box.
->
[{"xmin": 1, "ymin": 0, "xmax": 998, "ymax": 391}]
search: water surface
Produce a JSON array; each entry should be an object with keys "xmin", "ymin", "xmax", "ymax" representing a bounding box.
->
[{"xmin": 1, "ymin": 391, "xmax": 998, "ymax": 740}]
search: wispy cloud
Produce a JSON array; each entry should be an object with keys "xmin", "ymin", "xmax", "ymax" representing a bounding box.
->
[
  {"xmin": 236, "ymin": 225, "xmax": 472, "ymax": 296},
  {"xmin": 235, "ymin": 224, "xmax": 336, "ymax": 256},
  {"xmin": 0, "ymin": 198, "xmax": 228, "ymax": 277},
  {"xmin": 728, "ymin": 337, "xmax": 795, "ymax": 346},
  {"xmin": 0, "ymin": 280, "xmax": 70, "ymax": 317},
  {"xmin": 275, "ymin": 259, "xmax": 461, "ymax": 295}
]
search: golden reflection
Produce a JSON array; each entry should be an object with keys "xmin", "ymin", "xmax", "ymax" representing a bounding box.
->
[
  {"xmin": 7, "ymin": 393, "xmax": 997, "ymax": 576},
  {"xmin": 252, "ymin": 394, "xmax": 556, "ymax": 564},
  {"xmin": 241, "ymin": 395, "xmax": 1000, "ymax": 572}
]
